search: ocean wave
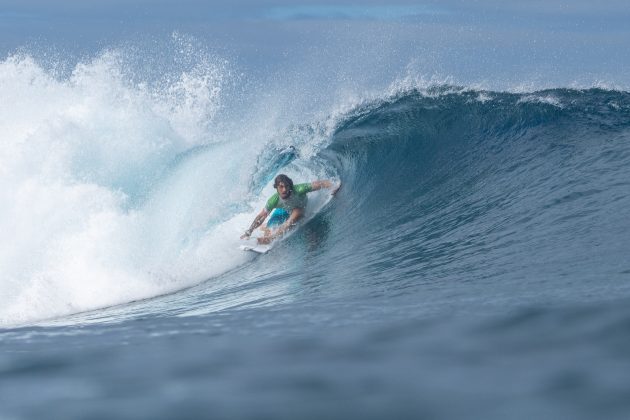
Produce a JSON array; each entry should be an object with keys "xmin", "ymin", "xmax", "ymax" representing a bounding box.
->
[{"xmin": 2, "ymin": 39, "xmax": 629, "ymax": 327}]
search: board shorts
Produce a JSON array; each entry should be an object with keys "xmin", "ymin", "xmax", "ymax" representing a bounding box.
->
[{"xmin": 267, "ymin": 208, "xmax": 290, "ymax": 227}]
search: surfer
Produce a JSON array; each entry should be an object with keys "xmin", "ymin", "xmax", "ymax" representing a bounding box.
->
[{"xmin": 241, "ymin": 174, "xmax": 340, "ymax": 244}]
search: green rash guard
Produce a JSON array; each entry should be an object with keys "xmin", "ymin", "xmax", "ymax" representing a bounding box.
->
[{"xmin": 265, "ymin": 183, "xmax": 313, "ymax": 213}]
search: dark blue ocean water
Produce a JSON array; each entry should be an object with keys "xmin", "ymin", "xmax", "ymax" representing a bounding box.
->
[{"xmin": 2, "ymin": 2, "xmax": 630, "ymax": 419}]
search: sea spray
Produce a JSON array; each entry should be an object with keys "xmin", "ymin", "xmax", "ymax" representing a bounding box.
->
[{"xmin": 0, "ymin": 45, "xmax": 245, "ymax": 326}]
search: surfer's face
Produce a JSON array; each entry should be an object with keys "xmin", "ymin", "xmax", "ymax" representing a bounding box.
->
[{"xmin": 276, "ymin": 182, "xmax": 291, "ymax": 199}]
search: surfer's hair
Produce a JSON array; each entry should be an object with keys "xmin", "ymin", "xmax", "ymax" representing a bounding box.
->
[{"xmin": 274, "ymin": 174, "xmax": 294, "ymax": 190}]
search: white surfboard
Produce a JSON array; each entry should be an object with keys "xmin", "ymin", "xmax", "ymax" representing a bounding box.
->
[{"xmin": 239, "ymin": 243, "xmax": 272, "ymax": 254}]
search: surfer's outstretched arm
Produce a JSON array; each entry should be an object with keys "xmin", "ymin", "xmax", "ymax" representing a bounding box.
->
[
  {"xmin": 311, "ymin": 179, "xmax": 342, "ymax": 195},
  {"xmin": 241, "ymin": 208, "xmax": 269, "ymax": 239}
]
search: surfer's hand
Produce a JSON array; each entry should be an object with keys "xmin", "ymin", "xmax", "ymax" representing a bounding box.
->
[
  {"xmin": 331, "ymin": 182, "xmax": 342, "ymax": 195},
  {"xmin": 257, "ymin": 236, "xmax": 272, "ymax": 245}
]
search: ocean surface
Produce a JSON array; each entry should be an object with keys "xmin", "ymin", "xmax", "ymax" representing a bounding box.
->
[{"xmin": 2, "ymin": 1, "xmax": 630, "ymax": 419}]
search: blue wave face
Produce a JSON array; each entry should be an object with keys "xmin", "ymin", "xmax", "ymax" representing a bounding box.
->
[{"xmin": 314, "ymin": 88, "xmax": 630, "ymax": 305}]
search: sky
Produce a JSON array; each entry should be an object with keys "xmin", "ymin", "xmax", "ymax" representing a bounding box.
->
[
  {"xmin": 1, "ymin": 0, "xmax": 629, "ymax": 89},
  {"xmin": 2, "ymin": 0, "xmax": 629, "ymax": 24}
]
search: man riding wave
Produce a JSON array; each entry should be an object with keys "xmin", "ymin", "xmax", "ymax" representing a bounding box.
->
[{"xmin": 241, "ymin": 174, "xmax": 340, "ymax": 244}]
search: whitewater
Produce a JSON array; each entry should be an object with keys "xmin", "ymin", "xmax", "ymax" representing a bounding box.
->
[{"xmin": 2, "ymin": 3, "xmax": 630, "ymax": 418}]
